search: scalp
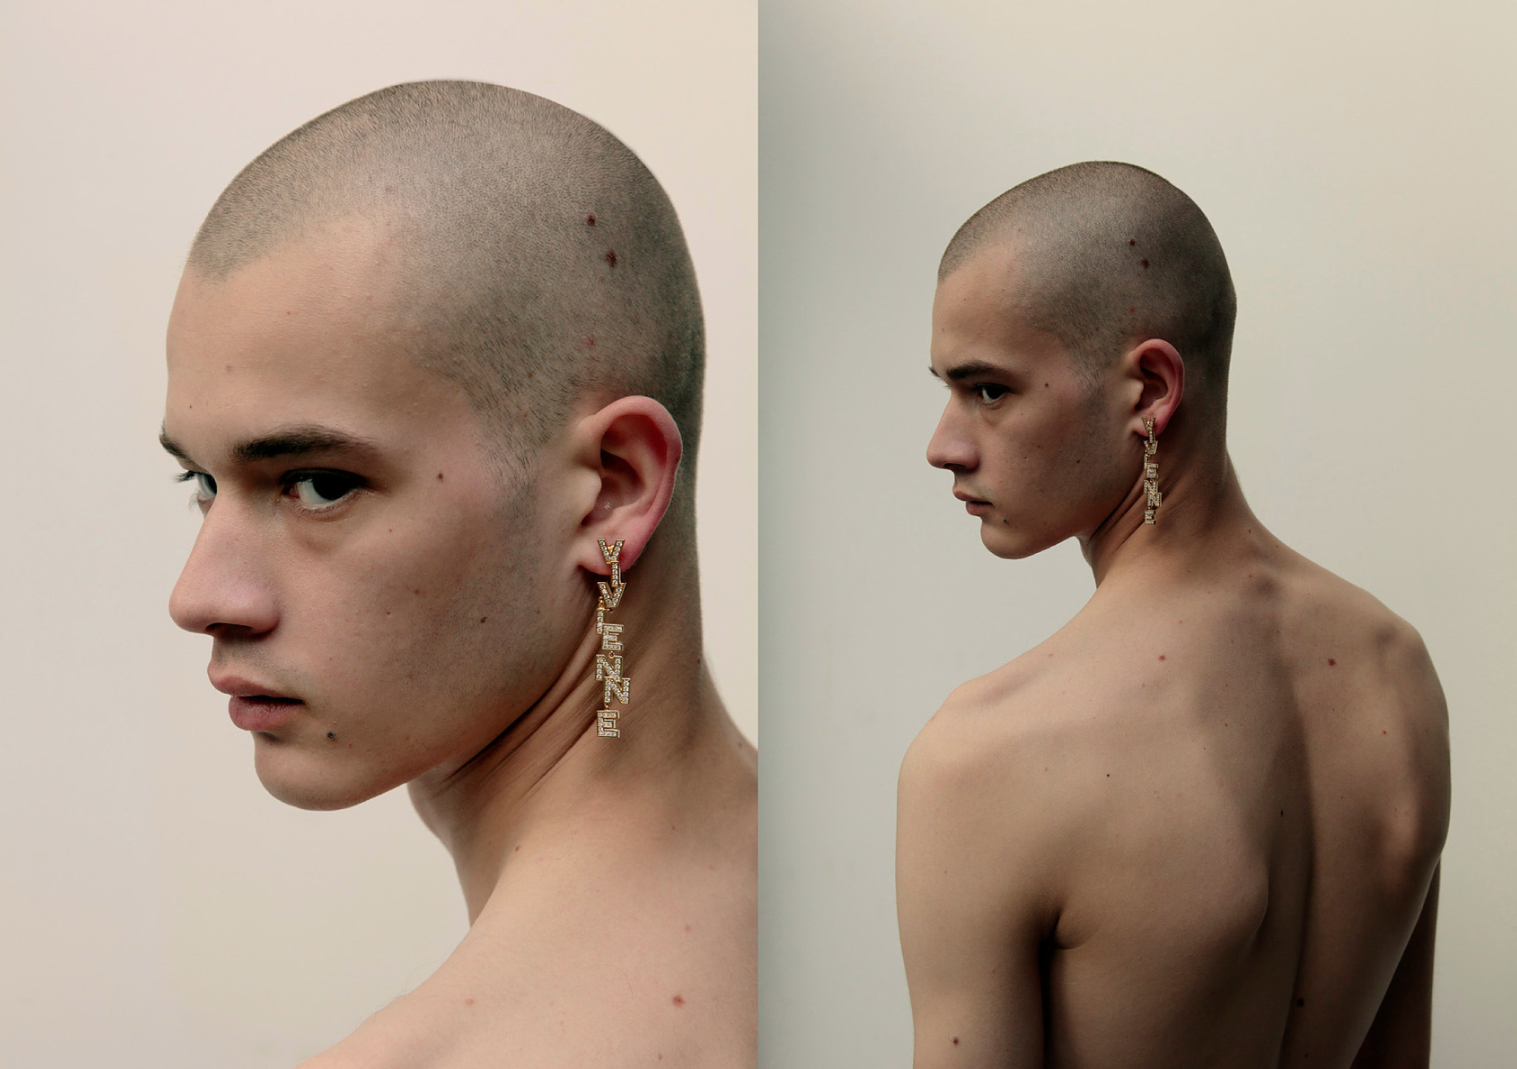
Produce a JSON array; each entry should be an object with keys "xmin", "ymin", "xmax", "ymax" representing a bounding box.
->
[
  {"xmin": 189, "ymin": 81, "xmax": 704, "ymax": 510},
  {"xmin": 940, "ymin": 162, "xmax": 1235, "ymax": 417}
]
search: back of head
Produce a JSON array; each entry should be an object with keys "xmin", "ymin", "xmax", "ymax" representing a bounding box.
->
[
  {"xmin": 940, "ymin": 162, "xmax": 1235, "ymax": 420},
  {"xmin": 189, "ymin": 80, "xmax": 704, "ymax": 514}
]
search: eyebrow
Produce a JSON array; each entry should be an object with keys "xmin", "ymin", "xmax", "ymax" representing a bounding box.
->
[
  {"xmin": 930, "ymin": 360, "xmax": 1007, "ymax": 383},
  {"xmin": 159, "ymin": 425, "xmax": 384, "ymax": 467}
]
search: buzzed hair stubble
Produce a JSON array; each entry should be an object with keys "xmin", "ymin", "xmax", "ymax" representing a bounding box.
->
[
  {"xmin": 941, "ymin": 161, "xmax": 1236, "ymax": 415},
  {"xmin": 189, "ymin": 80, "xmax": 705, "ymax": 505}
]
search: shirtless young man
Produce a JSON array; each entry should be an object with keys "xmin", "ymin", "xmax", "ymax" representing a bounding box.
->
[
  {"xmin": 898, "ymin": 162, "xmax": 1449, "ymax": 1068},
  {"xmin": 159, "ymin": 82, "xmax": 756, "ymax": 1067}
]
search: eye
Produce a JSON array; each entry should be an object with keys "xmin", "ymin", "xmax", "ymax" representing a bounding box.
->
[
  {"xmin": 974, "ymin": 383, "xmax": 1009, "ymax": 404},
  {"xmin": 177, "ymin": 470, "xmax": 217, "ymax": 504},
  {"xmin": 286, "ymin": 471, "xmax": 363, "ymax": 511}
]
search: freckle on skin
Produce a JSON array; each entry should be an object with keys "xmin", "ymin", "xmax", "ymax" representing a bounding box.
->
[
  {"xmin": 1328, "ymin": 658, "xmax": 1336, "ymax": 666},
  {"xmin": 953, "ymin": 1037, "xmax": 960, "ymax": 1045},
  {"xmin": 1141, "ymin": 258, "xmax": 1149, "ymax": 268},
  {"xmin": 1128, "ymin": 238, "xmax": 1136, "ymax": 246},
  {"xmin": 464, "ymin": 997, "xmax": 474, "ymax": 1006},
  {"xmin": 326, "ymin": 732, "xmax": 336, "ymax": 740},
  {"xmin": 585, "ymin": 213, "xmax": 596, "ymax": 226},
  {"xmin": 437, "ymin": 472, "xmax": 444, "ymax": 481},
  {"xmin": 1158, "ymin": 654, "xmax": 1166, "ymax": 661},
  {"xmin": 604, "ymin": 248, "xmax": 617, "ymax": 267},
  {"xmin": 671, "ymin": 995, "xmax": 685, "ymax": 1007}
]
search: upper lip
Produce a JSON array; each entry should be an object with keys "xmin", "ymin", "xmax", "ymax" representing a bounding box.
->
[{"xmin": 209, "ymin": 672, "xmax": 298, "ymax": 701}]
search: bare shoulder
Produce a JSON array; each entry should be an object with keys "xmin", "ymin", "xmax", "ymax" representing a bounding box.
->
[
  {"xmin": 1277, "ymin": 553, "xmax": 1451, "ymax": 853},
  {"xmin": 1280, "ymin": 554, "xmax": 1447, "ymax": 729},
  {"xmin": 292, "ymin": 830, "xmax": 753, "ymax": 1069},
  {"xmin": 899, "ymin": 644, "xmax": 1100, "ymax": 888}
]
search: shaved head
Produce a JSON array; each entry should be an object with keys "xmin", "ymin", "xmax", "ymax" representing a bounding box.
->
[
  {"xmin": 940, "ymin": 162, "xmax": 1235, "ymax": 415},
  {"xmin": 189, "ymin": 80, "xmax": 703, "ymax": 504}
]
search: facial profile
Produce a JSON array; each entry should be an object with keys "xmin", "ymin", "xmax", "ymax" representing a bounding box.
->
[
  {"xmin": 927, "ymin": 162, "xmax": 1228, "ymax": 560},
  {"xmin": 160, "ymin": 81, "xmax": 705, "ymax": 810},
  {"xmin": 927, "ymin": 243, "xmax": 1140, "ymax": 559},
  {"xmin": 162, "ymin": 215, "xmax": 581, "ymax": 810}
]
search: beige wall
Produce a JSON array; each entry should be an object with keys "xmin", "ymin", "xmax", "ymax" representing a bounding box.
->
[
  {"xmin": 759, "ymin": 1, "xmax": 1516, "ymax": 1065},
  {"xmin": 0, "ymin": 2, "xmax": 754, "ymax": 1064}
]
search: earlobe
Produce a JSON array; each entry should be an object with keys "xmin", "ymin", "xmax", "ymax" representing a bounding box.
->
[{"xmin": 572, "ymin": 396, "xmax": 683, "ymax": 574}]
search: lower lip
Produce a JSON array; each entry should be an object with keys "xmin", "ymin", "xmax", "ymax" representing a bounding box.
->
[
  {"xmin": 229, "ymin": 696, "xmax": 303, "ymax": 733},
  {"xmin": 964, "ymin": 500, "xmax": 991, "ymax": 516}
]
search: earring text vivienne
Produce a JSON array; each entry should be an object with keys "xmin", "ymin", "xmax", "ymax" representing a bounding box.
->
[
  {"xmin": 1143, "ymin": 417, "xmax": 1162, "ymax": 525},
  {"xmin": 593, "ymin": 538, "xmax": 629, "ymax": 738}
]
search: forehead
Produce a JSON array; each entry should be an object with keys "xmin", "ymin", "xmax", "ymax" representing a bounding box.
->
[
  {"xmin": 165, "ymin": 220, "xmax": 481, "ymax": 462},
  {"xmin": 930, "ymin": 245, "xmax": 1068, "ymax": 375}
]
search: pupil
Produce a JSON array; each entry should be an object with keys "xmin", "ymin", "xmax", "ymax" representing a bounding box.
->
[{"xmin": 310, "ymin": 475, "xmax": 346, "ymax": 500}]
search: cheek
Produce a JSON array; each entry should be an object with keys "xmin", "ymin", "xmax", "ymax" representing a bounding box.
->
[{"xmin": 293, "ymin": 504, "xmax": 563, "ymax": 731}]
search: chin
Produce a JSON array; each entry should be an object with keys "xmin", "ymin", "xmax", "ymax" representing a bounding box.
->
[
  {"xmin": 978, "ymin": 520, "xmax": 1063, "ymax": 560},
  {"xmin": 251, "ymin": 737, "xmax": 397, "ymax": 812}
]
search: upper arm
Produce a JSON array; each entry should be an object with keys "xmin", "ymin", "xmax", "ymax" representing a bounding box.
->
[
  {"xmin": 1350, "ymin": 864, "xmax": 1441, "ymax": 1069},
  {"xmin": 896, "ymin": 714, "xmax": 1054, "ymax": 1069}
]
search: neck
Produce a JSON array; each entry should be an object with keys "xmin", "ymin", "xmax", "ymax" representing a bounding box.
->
[
  {"xmin": 405, "ymin": 537, "xmax": 742, "ymax": 923},
  {"xmin": 1079, "ymin": 418, "xmax": 1265, "ymax": 588}
]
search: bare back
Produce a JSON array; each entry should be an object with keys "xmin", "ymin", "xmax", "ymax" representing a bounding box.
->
[{"xmin": 898, "ymin": 535, "xmax": 1449, "ymax": 1068}]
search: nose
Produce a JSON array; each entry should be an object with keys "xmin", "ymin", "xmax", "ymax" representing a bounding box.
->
[
  {"xmin": 926, "ymin": 402, "xmax": 977, "ymax": 472},
  {"xmin": 168, "ymin": 504, "xmax": 279, "ymax": 637}
]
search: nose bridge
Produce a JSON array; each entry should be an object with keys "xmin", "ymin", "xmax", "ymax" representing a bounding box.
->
[
  {"xmin": 927, "ymin": 395, "xmax": 974, "ymax": 470},
  {"xmin": 169, "ymin": 498, "xmax": 278, "ymax": 635}
]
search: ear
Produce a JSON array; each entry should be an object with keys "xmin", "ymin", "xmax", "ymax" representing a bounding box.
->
[
  {"xmin": 568, "ymin": 395, "xmax": 683, "ymax": 574},
  {"xmin": 1121, "ymin": 338, "xmax": 1185, "ymax": 437}
]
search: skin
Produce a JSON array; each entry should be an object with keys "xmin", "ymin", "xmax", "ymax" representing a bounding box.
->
[
  {"xmin": 900, "ymin": 244, "xmax": 1449, "ymax": 1069},
  {"xmin": 164, "ymin": 216, "xmax": 757, "ymax": 1068}
]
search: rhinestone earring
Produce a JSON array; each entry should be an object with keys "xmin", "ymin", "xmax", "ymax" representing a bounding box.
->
[
  {"xmin": 1142, "ymin": 417, "xmax": 1162, "ymax": 525},
  {"xmin": 592, "ymin": 539, "xmax": 629, "ymax": 738}
]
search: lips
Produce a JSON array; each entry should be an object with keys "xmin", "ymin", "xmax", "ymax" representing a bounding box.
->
[
  {"xmin": 210, "ymin": 673, "xmax": 304, "ymax": 733},
  {"xmin": 953, "ymin": 489, "xmax": 992, "ymax": 516}
]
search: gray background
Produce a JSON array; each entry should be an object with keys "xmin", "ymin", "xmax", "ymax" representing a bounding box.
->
[
  {"xmin": 760, "ymin": 1, "xmax": 1516, "ymax": 1065},
  {"xmin": 0, "ymin": 1, "xmax": 754, "ymax": 1064}
]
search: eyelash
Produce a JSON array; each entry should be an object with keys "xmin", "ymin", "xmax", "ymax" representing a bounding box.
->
[
  {"xmin": 174, "ymin": 470, "xmax": 365, "ymax": 513},
  {"xmin": 973, "ymin": 383, "xmax": 1010, "ymax": 404}
]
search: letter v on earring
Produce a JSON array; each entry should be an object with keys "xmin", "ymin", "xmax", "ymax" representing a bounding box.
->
[
  {"xmin": 1142, "ymin": 417, "xmax": 1162, "ymax": 525},
  {"xmin": 593, "ymin": 539, "xmax": 628, "ymax": 737}
]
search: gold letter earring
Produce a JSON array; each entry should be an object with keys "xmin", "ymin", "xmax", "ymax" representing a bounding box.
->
[
  {"xmin": 1143, "ymin": 417, "xmax": 1162, "ymax": 524},
  {"xmin": 593, "ymin": 539, "xmax": 629, "ymax": 738}
]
